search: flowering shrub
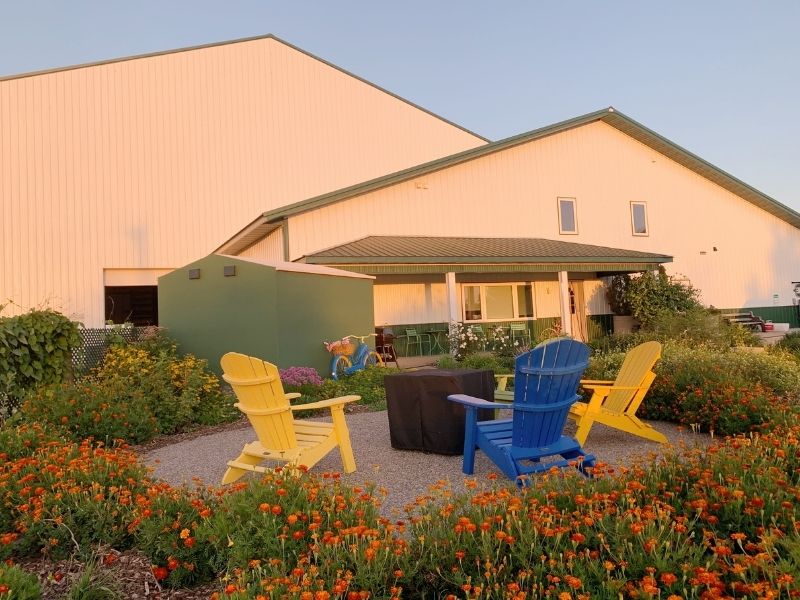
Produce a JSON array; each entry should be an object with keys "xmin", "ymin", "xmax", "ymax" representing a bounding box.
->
[
  {"xmin": 0, "ymin": 438, "xmax": 150, "ymax": 560},
  {"xmin": 15, "ymin": 380, "xmax": 159, "ymax": 445},
  {"xmin": 0, "ymin": 421, "xmax": 64, "ymax": 462},
  {"xmin": 677, "ymin": 381, "xmax": 782, "ymax": 436},
  {"xmin": 279, "ymin": 367, "xmax": 324, "ymax": 387},
  {"xmin": 0, "ymin": 563, "xmax": 41, "ymax": 599},
  {"xmin": 447, "ymin": 322, "xmax": 485, "ymax": 360},
  {"xmin": 90, "ymin": 343, "xmax": 237, "ymax": 434},
  {"xmin": 131, "ymin": 482, "xmax": 216, "ymax": 587},
  {"xmin": 1, "ymin": 419, "xmax": 800, "ymax": 597}
]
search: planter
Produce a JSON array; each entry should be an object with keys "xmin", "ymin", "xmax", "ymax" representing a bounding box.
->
[{"xmin": 612, "ymin": 315, "xmax": 638, "ymax": 334}]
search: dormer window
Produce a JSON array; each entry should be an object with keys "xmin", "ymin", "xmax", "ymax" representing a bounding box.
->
[{"xmin": 558, "ymin": 197, "xmax": 578, "ymax": 234}]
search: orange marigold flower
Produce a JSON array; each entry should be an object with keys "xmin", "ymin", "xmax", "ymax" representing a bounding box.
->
[
  {"xmin": 271, "ymin": 505, "xmax": 282, "ymax": 515},
  {"xmin": 152, "ymin": 566, "xmax": 169, "ymax": 581},
  {"xmin": 183, "ymin": 537, "xmax": 196, "ymax": 548},
  {"xmin": 660, "ymin": 572, "xmax": 678, "ymax": 586},
  {"xmin": 259, "ymin": 503, "xmax": 270, "ymax": 512},
  {"xmin": 179, "ymin": 528, "xmax": 190, "ymax": 539}
]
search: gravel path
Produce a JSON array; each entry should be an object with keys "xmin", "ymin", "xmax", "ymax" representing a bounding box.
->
[{"xmin": 144, "ymin": 411, "xmax": 711, "ymax": 516}]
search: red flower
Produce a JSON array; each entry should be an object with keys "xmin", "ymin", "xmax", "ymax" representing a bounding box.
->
[{"xmin": 152, "ymin": 566, "xmax": 169, "ymax": 581}]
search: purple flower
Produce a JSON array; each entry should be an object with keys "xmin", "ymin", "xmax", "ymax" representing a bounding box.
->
[{"xmin": 279, "ymin": 366, "xmax": 324, "ymax": 387}]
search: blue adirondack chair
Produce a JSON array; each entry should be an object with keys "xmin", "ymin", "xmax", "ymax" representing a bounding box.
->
[{"xmin": 448, "ymin": 338, "xmax": 595, "ymax": 483}]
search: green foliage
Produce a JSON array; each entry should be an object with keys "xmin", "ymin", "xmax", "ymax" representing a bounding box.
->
[
  {"xmin": 288, "ymin": 366, "xmax": 398, "ymax": 412},
  {"xmin": 66, "ymin": 556, "xmax": 121, "ymax": 600},
  {"xmin": 0, "ymin": 309, "xmax": 80, "ymax": 417},
  {"xmin": 775, "ymin": 331, "xmax": 800, "ymax": 358},
  {"xmin": 0, "ymin": 563, "xmax": 42, "ymax": 599},
  {"xmin": 14, "ymin": 381, "xmax": 159, "ymax": 446},
  {"xmin": 610, "ymin": 267, "xmax": 701, "ymax": 326},
  {"xmin": 613, "ymin": 341, "xmax": 800, "ymax": 433},
  {"xmin": 592, "ymin": 308, "xmax": 761, "ymax": 353},
  {"xmin": 606, "ymin": 273, "xmax": 633, "ymax": 315},
  {"xmin": 90, "ymin": 342, "xmax": 237, "ymax": 434}
]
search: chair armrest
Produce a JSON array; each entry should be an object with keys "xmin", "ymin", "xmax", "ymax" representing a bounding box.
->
[
  {"xmin": 579, "ymin": 379, "xmax": 614, "ymax": 386},
  {"xmin": 447, "ymin": 394, "xmax": 496, "ymax": 409},
  {"xmin": 290, "ymin": 395, "xmax": 361, "ymax": 412},
  {"xmin": 582, "ymin": 384, "xmax": 641, "ymax": 392},
  {"xmin": 285, "ymin": 392, "xmax": 302, "ymax": 401}
]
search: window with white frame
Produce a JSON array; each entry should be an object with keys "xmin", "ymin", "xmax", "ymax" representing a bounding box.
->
[
  {"xmin": 630, "ymin": 202, "xmax": 648, "ymax": 235},
  {"xmin": 558, "ymin": 197, "xmax": 578, "ymax": 234},
  {"xmin": 462, "ymin": 283, "xmax": 535, "ymax": 322}
]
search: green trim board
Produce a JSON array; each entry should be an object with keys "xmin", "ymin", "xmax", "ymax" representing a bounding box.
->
[
  {"xmin": 256, "ymin": 107, "xmax": 800, "ymax": 230},
  {"xmin": 319, "ymin": 263, "xmax": 665, "ymax": 275},
  {"xmin": 720, "ymin": 305, "xmax": 799, "ymax": 328}
]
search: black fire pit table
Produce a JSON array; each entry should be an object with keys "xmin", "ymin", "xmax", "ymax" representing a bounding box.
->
[{"xmin": 384, "ymin": 368, "xmax": 495, "ymax": 455}]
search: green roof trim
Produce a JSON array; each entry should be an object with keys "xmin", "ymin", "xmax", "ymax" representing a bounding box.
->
[
  {"xmin": 263, "ymin": 107, "xmax": 800, "ymax": 229},
  {"xmin": 318, "ymin": 263, "xmax": 663, "ymax": 276},
  {"xmin": 300, "ymin": 236, "xmax": 672, "ymax": 270},
  {"xmin": 0, "ymin": 34, "xmax": 487, "ymax": 144}
]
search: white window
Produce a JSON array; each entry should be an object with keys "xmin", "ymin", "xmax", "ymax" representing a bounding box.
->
[
  {"xmin": 631, "ymin": 202, "xmax": 648, "ymax": 235},
  {"xmin": 462, "ymin": 283, "xmax": 535, "ymax": 322},
  {"xmin": 558, "ymin": 197, "xmax": 578, "ymax": 234}
]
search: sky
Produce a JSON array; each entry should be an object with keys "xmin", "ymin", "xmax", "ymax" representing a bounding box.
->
[{"xmin": 2, "ymin": 1, "xmax": 799, "ymax": 211}]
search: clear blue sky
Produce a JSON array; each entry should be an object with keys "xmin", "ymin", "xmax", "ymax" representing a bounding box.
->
[{"xmin": 2, "ymin": 1, "xmax": 799, "ymax": 211}]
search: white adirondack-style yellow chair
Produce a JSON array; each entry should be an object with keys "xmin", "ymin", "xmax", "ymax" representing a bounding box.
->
[
  {"xmin": 569, "ymin": 341, "xmax": 666, "ymax": 444},
  {"xmin": 220, "ymin": 352, "xmax": 359, "ymax": 485}
]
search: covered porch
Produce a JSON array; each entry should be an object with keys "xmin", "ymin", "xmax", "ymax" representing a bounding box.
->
[{"xmin": 300, "ymin": 236, "xmax": 672, "ymax": 356}]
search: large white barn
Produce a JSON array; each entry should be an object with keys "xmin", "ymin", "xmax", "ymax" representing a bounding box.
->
[
  {"xmin": 2, "ymin": 35, "xmax": 799, "ymax": 340},
  {"xmin": 0, "ymin": 35, "xmax": 484, "ymax": 326},
  {"xmin": 220, "ymin": 107, "xmax": 800, "ymax": 340}
]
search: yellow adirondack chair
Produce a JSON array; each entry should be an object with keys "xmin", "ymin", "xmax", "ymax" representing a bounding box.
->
[
  {"xmin": 569, "ymin": 341, "xmax": 666, "ymax": 445},
  {"xmin": 220, "ymin": 352, "xmax": 359, "ymax": 485}
]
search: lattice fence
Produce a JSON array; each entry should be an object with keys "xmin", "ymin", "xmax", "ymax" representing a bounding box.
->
[{"xmin": 71, "ymin": 326, "xmax": 147, "ymax": 375}]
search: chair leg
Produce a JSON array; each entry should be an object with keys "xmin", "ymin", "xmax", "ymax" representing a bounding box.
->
[
  {"xmin": 221, "ymin": 451, "xmax": 264, "ymax": 485},
  {"xmin": 330, "ymin": 407, "xmax": 357, "ymax": 473},
  {"xmin": 462, "ymin": 408, "xmax": 479, "ymax": 475},
  {"xmin": 573, "ymin": 415, "xmax": 595, "ymax": 446}
]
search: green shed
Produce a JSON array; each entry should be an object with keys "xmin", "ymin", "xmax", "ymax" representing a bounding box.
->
[{"xmin": 158, "ymin": 254, "xmax": 375, "ymax": 376}]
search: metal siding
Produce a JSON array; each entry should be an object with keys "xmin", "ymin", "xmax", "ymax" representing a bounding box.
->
[
  {"xmin": 534, "ymin": 282, "xmax": 561, "ymax": 318},
  {"xmin": 239, "ymin": 229, "xmax": 284, "ymax": 260},
  {"xmin": 584, "ymin": 279, "xmax": 611, "ymax": 315},
  {"xmin": 288, "ymin": 121, "xmax": 800, "ymax": 312},
  {"xmin": 1, "ymin": 37, "xmax": 483, "ymax": 325},
  {"xmin": 373, "ymin": 283, "xmax": 448, "ymax": 325}
]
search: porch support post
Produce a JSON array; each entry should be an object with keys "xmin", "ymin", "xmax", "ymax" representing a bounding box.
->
[
  {"xmin": 558, "ymin": 270, "xmax": 573, "ymax": 337},
  {"xmin": 446, "ymin": 272, "xmax": 459, "ymax": 355}
]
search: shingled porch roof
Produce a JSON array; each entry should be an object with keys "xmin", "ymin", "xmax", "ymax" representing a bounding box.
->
[{"xmin": 299, "ymin": 236, "xmax": 672, "ymax": 275}]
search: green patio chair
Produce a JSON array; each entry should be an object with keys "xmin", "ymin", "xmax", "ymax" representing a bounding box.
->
[
  {"xmin": 404, "ymin": 328, "xmax": 432, "ymax": 355},
  {"xmin": 468, "ymin": 324, "xmax": 487, "ymax": 350},
  {"xmin": 509, "ymin": 322, "xmax": 531, "ymax": 348}
]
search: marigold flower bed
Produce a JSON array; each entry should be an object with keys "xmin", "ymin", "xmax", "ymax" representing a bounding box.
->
[{"xmin": 2, "ymin": 419, "xmax": 799, "ymax": 598}]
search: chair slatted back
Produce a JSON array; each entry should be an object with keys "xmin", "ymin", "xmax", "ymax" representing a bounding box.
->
[
  {"xmin": 602, "ymin": 341, "xmax": 661, "ymax": 414},
  {"xmin": 509, "ymin": 322, "xmax": 526, "ymax": 332},
  {"xmin": 512, "ymin": 338, "xmax": 590, "ymax": 448},
  {"xmin": 221, "ymin": 352, "xmax": 297, "ymax": 450}
]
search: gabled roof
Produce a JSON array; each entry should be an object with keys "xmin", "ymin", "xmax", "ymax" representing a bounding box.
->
[
  {"xmin": 260, "ymin": 107, "xmax": 800, "ymax": 228},
  {"xmin": 300, "ymin": 235, "xmax": 671, "ymax": 275},
  {"xmin": 0, "ymin": 34, "xmax": 486, "ymax": 144}
]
